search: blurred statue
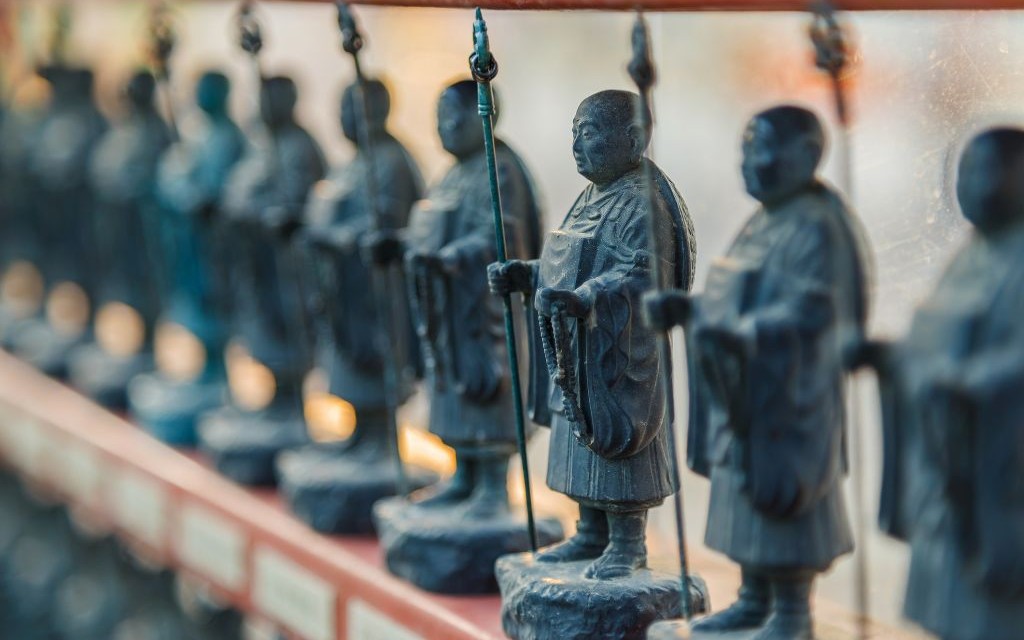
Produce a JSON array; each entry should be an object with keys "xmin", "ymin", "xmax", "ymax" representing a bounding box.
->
[
  {"xmin": 852, "ymin": 127, "xmax": 1024, "ymax": 640},
  {"xmin": 127, "ymin": 71, "xmax": 245, "ymax": 444},
  {"xmin": 365, "ymin": 79, "xmax": 560, "ymax": 594},
  {"xmin": 490, "ymin": 90, "xmax": 702, "ymax": 640},
  {"xmin": 64, "ymin": 70, "xmax": 171, "ymax": 408},
  {"xmin": 276, "ymin": 79, "xmax": 436, "ymax": 534},
  {"xmin": 197, "ymin": 75, "xmax": 326, "ymax": 486},
  {"xmin": 10, "ymin": 66, "xmax": 107, "ymax": 377},
  {"xmin": 646, "ymin": 106, "xmax": 870, "ymax": 640}
]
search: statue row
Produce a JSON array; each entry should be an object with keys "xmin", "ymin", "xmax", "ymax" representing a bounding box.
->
[{"xmin": 0, "ymin": 52, "xmax": 1020, "ymax": 640}]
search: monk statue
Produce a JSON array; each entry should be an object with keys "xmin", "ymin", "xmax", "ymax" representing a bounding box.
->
[
  {"xmin": 645, "ymin": 106, "xmax": 870, "ymax": 640},
  {"xmin": 490, "ymin": 90, "xmax": 703, "ymax": 640},
  {"xmin": 364, "ymin": 79, "xmax": 560, "ymax": 594},
  {"xmin": 277, "ymin": 79, "xmax": 437, "ymax": 534},
  {"xmin": 849, "ymin": 127, "xmax": 1024, "ymax": 640},
  {"xmin": 127, "ymin": 71, "xmax": 245, "ymax": 444},
  {"xmin": 65, "ymin": 70, "xmax": 171, "ymax": 408},
  {"xmin": 10, "ymin": 66, "xmax": 107, "ymax": 377},
  {"xmin": 197, "ymin": 75, "xmax": 326, "ymax": 486}
]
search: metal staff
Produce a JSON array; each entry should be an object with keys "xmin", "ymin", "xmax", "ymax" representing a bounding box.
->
[
  {"xmin": 335, "ymin": 1, "xmax": 409, "ymax": 497},
  {"xmin": 149, "ymin": 1, "xmax": 178, "ymax": 142},
  {"xmin": 628, "ymin": 12, "xmax": 693, "ymax": 620},
  {"xmin": 810, "ymin": 5, "xmax": 868, "ymax": 639},
  {"xmin": 469, "ymin": 8, "xmax": 537, "ymax": 551}
]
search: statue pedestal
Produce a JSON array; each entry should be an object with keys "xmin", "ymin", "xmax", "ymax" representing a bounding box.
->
[
  {"xmin": 373, "ymin": 497, "xmax": 563, "ymax": 594},
  {"xmin": 128, "ymin": 373, "xmax": 225, "ymax": 446},
  {"xmin": 67, "ymin": 343, "xmax": 152, "ymax": 410},
  {"xmin": 11, "ymin": 319, "xmax": 86, "ymax": 379},
  {"xmin": 277, "ymin": 443, "xmax": 437, "ymax": 535},
  {"xmin": 197, "ymin": 406, "xmax": 308, "ymax": 487},
  {"xmin": 496, "ymin": 553, "xmax": 709, "ymax": 640},
  {"xmin": 648, "ymin": 623, "xmax": 769, "ymax": 639}
]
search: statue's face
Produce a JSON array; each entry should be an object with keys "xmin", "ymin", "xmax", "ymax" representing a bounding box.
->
[
  {"xmin": 341, "ymin": 89, "xmax": 359, "ymax": 143},
  {"xmin": 957, "ymin": 135, "xmax": 1021, "ymax": 232},
  {"xmin": 196, "ymin": 76, "xmax": 228, "ymax": 115},
  {"xmin": 572, "ymin": 101, "xmax": 639, "ymax": 186},
  {"xmin": 260, "ymin": 83, "xmax": 294, "ymax": 129},
  {"xmin": 124, "ymin": 74, "xmax": 155, "ymax": 112},
  {"xmin": 437, "ymin": 89, "xmax": 482, "ymax": 159},
  {"xmin": 741, "ymin": 117, "xmax": 816, "ymax": 205}
]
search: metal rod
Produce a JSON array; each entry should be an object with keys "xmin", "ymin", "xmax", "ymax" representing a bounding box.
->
[
  {"xmin": 336, "ymin": 1, "xmax": 410, "ymax": 497},
  {"xmin": 628, "ymin": 11, "xmax": 692, "ymax": 619},
  {"xmin": 810, "ymin": 4, "xmax": 868, "ymax": 639},
  {"xmin": 470, "ymin": 7, "xmax": 537, "ymax": 552}
]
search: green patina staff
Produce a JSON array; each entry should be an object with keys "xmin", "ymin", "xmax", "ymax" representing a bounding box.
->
[
  {"xmin": 335, "ymin": 1, "xmax": 409, "ymax": 497},
  {"xmin": 629, "ymin": 12, "xmax": 693, "ymax": 621},
  {"xmin": 469, "ymin": 8, "xmax": 537, "ymax": 551}
]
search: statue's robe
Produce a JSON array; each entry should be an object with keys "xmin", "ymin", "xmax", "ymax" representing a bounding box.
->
[
  {"xmin": 690, "ymin": 181, "xmax": 868, "ymax": 570},
  {"xmin": 875, "ymin": 224, "xmax": 1024, "ymax": 640},
  {"xmin": 529, "ymin": 161, "xmax": 695, "ymax": 510},
  {"xmin": 404, "ymin": 141, "xmax": 541, "ymax": 451},
  {"xmin": 30, "ymin": 70, "xmax": 108, "ymax": 307},
  {"xmin": 89, "ymin": 105, "xmax": 172, "ymax": 340},
  {"xmin": 302, "ymin": 133, "xmax": 422, "ymax": 410},
  {"xmin": 155, "ymin": 112, "xmax": 245, "ymax": 373},
  {"xmin": 222, "ymin": 123, "xmax": 326, "ymax": 385}
]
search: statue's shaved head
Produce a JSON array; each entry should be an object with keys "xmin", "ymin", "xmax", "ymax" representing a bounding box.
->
[{"xmin": 577, "ymin": 89, "xmax": 651, "ymax": 148}]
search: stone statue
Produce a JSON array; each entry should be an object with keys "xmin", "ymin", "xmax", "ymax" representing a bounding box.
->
[
  {"xmin": 276, "ymin": 79, "xmax": 436, "ymax": 534},
  {"xmin": 489, "ymin": 90, "xmax": 703, "ymax": 640},
  {"xmin": 65, "ymin": 70, "xmax": 171, "ymax": 408},
  {"xmin": 850, "ymin": 127, "xmax": 1024, "ymax": 640},
  {"xmin": 646, "ymin": 105, "xmax": 870, "ymax": 640},
  {"xmin": 10, "ymin": 66, "xmax": 107, "ymax": 377},
  {"xmin": 127, "ymin": 71, "xmax": 245, "ymax": 444},
  {"xmin": 365, "ymin": 79, "xmax": 560, "ymax": 594},
  {"xmin": 197, "ymin": 75, "xmax": 326, "ymax": 486}
]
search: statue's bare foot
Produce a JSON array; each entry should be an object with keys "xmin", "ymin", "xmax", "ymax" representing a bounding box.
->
[
  {"xmin": 534, "ymin": 534, "xmax": 605, "ymax": 564},
  {"xmin": 582, "ymin": 545, "xmax": 645, "ymax": 579},
  {"xmin": 691, "ymin": 599, "xmax": 770, "ymax": 633},
  {"xmin": 749, "ymin": 612, "xmax": 813, "ymax": 640}
]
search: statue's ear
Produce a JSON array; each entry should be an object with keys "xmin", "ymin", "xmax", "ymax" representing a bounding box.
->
[{"xmin": 627, "ymin": 122, "xmax": 648, "ymax": 160}]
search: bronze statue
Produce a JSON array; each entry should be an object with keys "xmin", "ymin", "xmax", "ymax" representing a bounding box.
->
[
  {"xmin": 66, "ymin": 70, "xmax": 171, "ymax": 408},
  {"xmin": 365, "ymin": 79, "xmax": 560, "ymax": 594},
  {"xmin": 127, "ymin": 71, "xmax": 245, "ymax": 444},
  {"xmin": 851, "ymin": 127, "xmax": 1024, "ymax": 640},
  {"xmin": 490, "ymin": 90, "xmax": 700, "ymax": 640},
  {"xmin": 9, "ymin": 66, "xmax": 107, "ymax": 377},
  {"xmin": 277, "ymin": 79, "xmax": 436, "ymax": 534},
  {"xmin": 197, "ymin": 75, "xmax": 326, "ymax": 486},
  {"xmin": 646, "ymin": 105, "xmax": 870, "ymax": 640}
]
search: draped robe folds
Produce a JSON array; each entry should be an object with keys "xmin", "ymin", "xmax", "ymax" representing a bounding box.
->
[
  {"xmin": 89, "ymin": 109, "xmax": 172, "ymax": 333},
  {"xmin": 874, "ymin": 226, "xmax": 1024, "ymax": 640},
  {"xmin": 155, "ymin": 115, "xmax": 245, "ymax": 359},
  {"xmin": 302, "ymin": 135, "xmax": 422, "ymax": 409},
  {"xmin": 222, "ymin": 124, "xmax": 326, "ymax": 377},
  {"xmin": 403, "ymin": 141, "xmax": 541, "ymax": 450},
  {"xmin": 690, "ymin": 181, "xmax": 868, "ymax": 570},
  {"xmin": 529, "ymin": 162, "xmax": 695, "ymax": 509}
]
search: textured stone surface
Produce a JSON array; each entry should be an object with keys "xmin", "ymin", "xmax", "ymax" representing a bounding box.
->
[
  {"xmin": 197, "ymin": 407, "xmax": 307, "ymax": 487},
  {"xmin": 277, "ymin": 444, "xmax": 437, "ymax": 535},
  {"xmin": 67, "ymin": 342, "xmax": 152, "ymax": 410},
  {"xmin": 497, "ymin": 553, "xmax": 709, "ymax": 640},
  {"xmin": 373, "ymin": 497, "xmax": 563, "ymax": 594},
  {"xmin": 646, "ymin": 619, "xmax": 693, "ymax": 639},
  {"xmin": 128, "ymin": 373, "xmax": 225, "ymax": 446}
]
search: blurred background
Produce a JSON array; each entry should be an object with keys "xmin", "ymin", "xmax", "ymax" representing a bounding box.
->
[{"xmin": 5, "ymin": 1, "xmax": 1024, "ymax": 635}]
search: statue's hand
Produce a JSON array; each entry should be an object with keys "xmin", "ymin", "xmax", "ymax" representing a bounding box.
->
[
  {"xmin": 487, "ymin": 260, "xmax": 532, "ymax": 296},
  {"xmin": 536, "ymin": 287, "xmax": 592, "ymax": 318},
  {"xmin": 642, "ymin": 290, "xmax": 692, "ymax": 332},
  {"xmin": 360, "ymin": 229, "xmax": 404, "ymax": 266}
]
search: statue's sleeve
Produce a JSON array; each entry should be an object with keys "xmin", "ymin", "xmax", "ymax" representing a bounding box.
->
[
  {"xmin": 576, "ymin": 201, "xmax": 668, "ymax": 460},
  {"xmin": 276, "ymin": 135, "xmax": 325, "ymax": 216}
]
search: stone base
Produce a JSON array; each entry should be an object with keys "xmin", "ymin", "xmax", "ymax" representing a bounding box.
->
[
  {"xmin": 373, "ymin": 497, "xmax": 564, "ymax": 594},
  {"xmin": 277, "ymin": 443, "xmax": 438, "ymax": 535},
  {"xmin": 649, "ymin": 623, "xmax": 814, "ymax": 640},
  {"xmin": 197, "ymin": 406, "xmax": 308, "ymax": 487},
  {"xmin": 67, "ymin": 342, "xmax": 152, "ymax": 410},
  {"xmin": 496, "ymin": 553, "xmax": 709, "ymax": 640},
  {"xmin": 128, "ymin": 373, "xmax": 225, "ymax": 446},
  {"xmin": 10, "ymin": 319, "xmax": 86, "ymax": 379}
]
